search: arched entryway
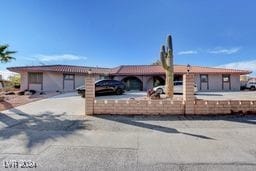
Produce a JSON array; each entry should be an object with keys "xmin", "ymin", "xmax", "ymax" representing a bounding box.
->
[
  {"xmin": 121, "ymin": 76, "xmax": 143, "ymax": 91},
  {"xmin": 152, "ymin": 76, "xmax": 165, "ymax": 87},
  {"xmin": 145, "ymin": 76, "xmax": 165, "ymax": 90}
]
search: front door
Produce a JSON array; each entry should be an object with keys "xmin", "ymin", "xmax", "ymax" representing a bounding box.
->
[
  {"xmin": 222, "ymin": 75, "xmax": 231, "ymax": 90},
  {"xmin": 200, "ymin": 74, "xmax": 209, "ymax": 91},
  {"xmin": 63, "ymin": 74, "xmax": 75, "ymax": 91}
]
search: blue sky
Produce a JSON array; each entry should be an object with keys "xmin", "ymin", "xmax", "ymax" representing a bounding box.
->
[{"xmin": 1, "ymin": 0, "xmax": 256, "ymax": 77}]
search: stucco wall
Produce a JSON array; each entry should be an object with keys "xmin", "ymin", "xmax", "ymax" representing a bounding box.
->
[
  {"xmin": 19, "ymin": 71, "xmax": 241, "ymax": 92},
  {"xmin": 19, "ymin": 72, "xmax": 95, "ymax": 92},
  {"xmin": 43, "ymin": 72, "xmax": 63, "ymax": 91},
  {"xmin": 230, "ymin": 74, "xmax": 240, "ymax": 91},
  {"xmin": 196, "ymin": 74, "xmax": 240, "ymax": 92},
  {"xmin": 208, "ymin": 74, "xmax": 222, "ymax": 91},
  {"xmin": 29, "ymin": 84, "xmax": 42, "ymax": 91},
  {"xmin": 75, "ymin": 74, "xmax": 86, "ymax": 88},
  {"xmin": 20, "ymin": 71, "xmax": 28, "ymax": 91}
]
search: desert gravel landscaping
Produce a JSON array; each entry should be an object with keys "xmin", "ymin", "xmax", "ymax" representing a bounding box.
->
[{"xmin": 0, "ymin": 91, "xmax": 59, "ymax": 111}]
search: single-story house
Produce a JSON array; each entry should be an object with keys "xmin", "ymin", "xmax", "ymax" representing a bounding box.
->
[{"xmin": 7, "ymin": 64, "xmax": 251, "ymax": 92}]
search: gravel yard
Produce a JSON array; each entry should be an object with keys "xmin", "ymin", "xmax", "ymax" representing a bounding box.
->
[{"xmin": 0, "ymin": 91, "xmax": 59, "ymax": 111}]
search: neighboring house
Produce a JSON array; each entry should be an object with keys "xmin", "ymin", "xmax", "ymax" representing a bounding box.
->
[
  {"xmin": 7, "ymin": 64, "xmax": 251, "ymax": 92},
  {"xmin": 0, "ymin": 75, "xmax": 10, "ymax": 89}
]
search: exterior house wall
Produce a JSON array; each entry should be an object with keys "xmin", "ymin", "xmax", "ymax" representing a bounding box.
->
[
  {"xmin": 19, "ymin": 71, "xmax": 242, "ymax": 92},
  {"xmin": 195, "ymin": 74, "xmax": 240, "ymax": 92},
  {"xmin": 75, "ymin": 74, "xmax": 86, "ymax": 89},
  {"xmin": 43, "ymin": 72, "xmax": 63, "ymax": 91},
  {"xmin": 20, "ymin": 71, "xmax": 28, "ymax": 91},
  {"xmin": 20, "ymin": 71, "xmax": 95, "ymax": 92},
  {"xmin": 194, "ymin": 74, "xmax": 200, "ymax": 91},
  {"xmin": 29, "ymin": 84, "xmax": 42, "ymax": 91},
  {"xmin": 144, "ymin": 76, "xmax": 153, "ymax": 90},
  {"xmin": 208, "ymin": 74, "xmax": 222, "ymax": 91},
  {"xmin": 230, "ymin": 74, "xmax": 240, "ymax": 91}
]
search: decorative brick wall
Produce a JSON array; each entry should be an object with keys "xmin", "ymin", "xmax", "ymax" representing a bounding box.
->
[
  {"xmin": 85, "ymin": 74, "xmax": 256, "ymax": 115},
  {"xmin": 85, "ymin": 75, "xmax": 95, "ymax": 115},
  {"xmin": 194, "ymin": 100, "xmax": 256, "ymax": 115},
  {"xmin": 94, "ymin": 99, "xmax": 185, "ymax": 115},
  {"xmin": 183, "ymin": 74, "xmax": 195, "ymax": 114}
]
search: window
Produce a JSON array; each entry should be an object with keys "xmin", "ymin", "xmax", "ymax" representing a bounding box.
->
[
  {"xmin": 200, "ymin": 75, "xmax": 208, "ymax": 83},
  {"xmin": 99, "ymin": 75, "xmax": 109, "ymax": 80},
  {"xmin": 28, "ymin": 73, "xmax": 43, "ymax": 84},
  {"xmin": 222, "ymin": 75, "xmax": 230, "ymax": 82},
  {"xmin": 96, "ymin": 80, "xmax": 108, "ymax": 86},
  {"xmin": 64, "ymin": 74, "xmax": 74, "ymax": 80},
  {"xmin": 174, "ymin": 81, "xmax": 183, "ymax": 86}
]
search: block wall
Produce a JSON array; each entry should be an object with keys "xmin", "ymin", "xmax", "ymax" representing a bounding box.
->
[
  {"xmin": 183, "ymin": 74, "xmax": 195, "ymax": 114},
  {"xmin": 194, "ymin": 100, "xmax": 256, "ymax": 115},
  {"xmin": 94, "ymin": 99, "xmax": 185, "ymax": 115},
  {"xmin": 85, "ymin": 75, "xmax": 95, "ymax": 115},
  {"xmin": 93, "ymin": 99, "xmax": 256, "ymax": 115},
  {"xmin": 87, "ymin": 73, "xmax": 256, "ymax": 115}
]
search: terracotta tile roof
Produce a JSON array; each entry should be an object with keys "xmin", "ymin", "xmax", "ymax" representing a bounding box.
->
[
  {"xmin": 7, "ymin": 65, "xmax": 111, "ymax": 74},
  {"xmin": 110, "ymin": 65, "xmax": 251, "ymax": 75},
  {"xmin": 7, "ymin": 64, "xmax": 251, "ymax": 75}
]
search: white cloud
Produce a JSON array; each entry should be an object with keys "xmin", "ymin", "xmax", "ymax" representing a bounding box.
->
[
  {"xmin": 177, "ymin": 50, "xmax": 198, "ymax": 55},
  {"xmin": 25, "ymin": 54, "xmax": 87, "ymax": 63},
  {"xmin": 35, "ymin": 54, "xmax": 87, "ymax": 62},
  {"xmin": 208, "ymin": 47, "xmax": 240, "ymax": 55},
  {"xmin": 0, "ymin": 70, "xmax": 16, "ymax": 80},
  {"xmin": 216, "ymin": 59, "xmax": 256, "ymax": 76}
]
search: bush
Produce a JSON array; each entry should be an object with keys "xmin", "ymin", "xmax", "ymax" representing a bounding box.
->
[
  {"xmin": 7, "ymin": 74, "xmax": 20, "ymax": 88},
  {"xmin": 17, "ymin": 91, "xmax": 25, "ymax": 95},
  {"xmin": 17, "ymin": 89, "xmax": 36, "ymax": 96},
  {"xmin": 29, "ymin": 90, "xmax": 36, "ymax": 95},
  {"xmin": 5, "ymin": 92, "xmax": 15, "ymax": 95},
  {"xmin": 240, "ymin": 85, "xmax": 247, "ymax": 90}
]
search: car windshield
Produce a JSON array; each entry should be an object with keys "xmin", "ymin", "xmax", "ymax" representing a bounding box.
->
[{"xmin": 95, "ymin": 80, "xmax": 104, "ymax": 84}]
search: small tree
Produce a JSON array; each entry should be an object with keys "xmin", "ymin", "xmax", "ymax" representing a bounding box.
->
[
  {"xmin": 151, "ymin": 59, "xmax": 161, "ymax": 65},
  {"xmin": 0, "ymin": 45, "xmax": 16, "ymax": 63},
  {"xmin": 0, "ymin": 45, "xmax": 16, "ymax": 100},
  {"xmin": 8, "ymin": 74, "xmax": 21, "ymax": 88}
]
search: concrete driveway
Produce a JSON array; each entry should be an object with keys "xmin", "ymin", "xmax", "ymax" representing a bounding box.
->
[
  {"xmin": 1, "ymin": 92, "xmax": 85, "ymax": 116},
  {"xmin": 0, "ymin": 92, "xmax": 256, "ymax": 170}
]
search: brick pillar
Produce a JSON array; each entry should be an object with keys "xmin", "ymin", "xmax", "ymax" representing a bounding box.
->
[
  {"xmin": 85, "ymin": 75, "xmax": 95, "ymax": 115},
  {"xmin": 183, "ymin": 74, "xmax": 195, "ymax": 115}
]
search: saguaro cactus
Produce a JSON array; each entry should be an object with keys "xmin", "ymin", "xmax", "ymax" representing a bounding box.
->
[{"xmin": 160, "ymin": 35, "xmax": 174, "ymax": 98}]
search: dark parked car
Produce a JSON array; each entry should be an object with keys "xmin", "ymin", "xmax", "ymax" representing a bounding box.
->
[{"xmin": 76, "ymin": 79, "xmax": 126, "ymax": 97}]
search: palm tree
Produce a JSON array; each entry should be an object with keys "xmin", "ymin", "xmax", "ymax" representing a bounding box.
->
[{"xmin": 0, "ymin": 44, "xmax": 16, "ymax": 63}]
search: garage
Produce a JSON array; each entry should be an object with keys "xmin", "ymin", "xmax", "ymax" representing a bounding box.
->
[{"xmin": 121, "ymin": 76, "xmax": 143, "ymax": 91}]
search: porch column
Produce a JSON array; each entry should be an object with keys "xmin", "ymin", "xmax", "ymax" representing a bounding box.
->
[
  {"xmin": 183, "ymin": 74, "xmax": 195, "ymax": 115},
  {"xmin": 85, "ymin": 74, "xmax": 95, "ymax": 115}
]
